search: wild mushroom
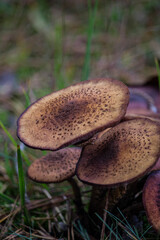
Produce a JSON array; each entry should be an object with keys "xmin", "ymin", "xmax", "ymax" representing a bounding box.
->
[
  {"xmin": 17, "ymin": 78, "xmax": 129, "ymax": 151},
  {"xmin": 125, "ymin": 87, "xmax": 160, "ymax": 123},
  {"xmin": 76, "ymin": 118, "xmax": 160, "ymax": 186},
  {"xmin": 143, "ymin": 170, "xmax": 160, "ymax": 232},
  {"xmin": 76, "ymin": 118, "xmax": 160, "ymax": 232},
  {"xmin": 28, "ymin": 147, "xmax": 84, "ymax": 215},
  {"xmin": 28, "ymin": 147, "xmax": 81, "ymax": 183}
]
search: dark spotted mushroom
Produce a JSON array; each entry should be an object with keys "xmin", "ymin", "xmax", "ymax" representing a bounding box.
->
[
  {"xmin": 76, "ymin": 118, "xmax": 160, "ymax": 186},
  {"xmin": 28, "ymin": 147, "xmax": 81, "ymax": 183},
  {"xmin": 76, "ymin": 118, "xmax": 160, "ymax": 229},
  {"xmin": 143, "ymin": 170, "xmax": 160, "ymax": 232},
  {"xmin": 17, "ymin": 78, "xmax": 129, "ymax": 151},
  {"xmin": 28, "ymin": 147, "xmax": 84, "ymax": 215}
]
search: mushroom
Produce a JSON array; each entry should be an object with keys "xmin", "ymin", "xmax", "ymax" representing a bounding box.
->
[
  {"xmin": 76, "ymin": 118, "xmax": 160, "ymax": 186},
  {"xmin": 76, "ymin": 118, "xmax": 160, "ymax": 232},
  {"xmin": 143, "ymin": 170, "xmax": 160, "ymax": 232},
  {"xmin": 28, "ymin": 147, "xmax": 84, "ymax": 215},
  {"xmin": 17, "ymin": 78, "xmax": 129, "ymax": 151},
  {"xmin": 28, "ymin": 147, "xmax": 81, "ymax": 183},
  {"xmin": 125, "ymin": 87, "xmax": 160, "ymax": 123}
]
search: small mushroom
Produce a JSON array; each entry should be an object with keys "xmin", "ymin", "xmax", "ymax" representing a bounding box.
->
[
  {"xmin": 76, "ymin": 118, "xmax": 160, "ymax": 186},
  {"xmin": 17, "ymin": 78, "xmax": 129, "ymax": 151},
  {"xmin": 28, "ymin": 147, "xmax": 84, "ymax": 215},
  {"xmin": 143, "ymin": 170, "xmax": 160, "ymax": 232},
  {"xmin": 28, "ymin": 147, "xmax": 81, "ymax": 183}
]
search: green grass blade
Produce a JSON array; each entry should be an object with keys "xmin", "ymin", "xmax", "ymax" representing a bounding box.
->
[
  {"xmin": 0, "ymin": 120, "xmax": 17, "ymax": 147},
  {"xmin": 104, "ymin": 210, "xmax": 141, "ymax": 240},
  {"xmin": 17, "ymin": 145, "xmax": 31, "ymax": 225},
  {"xmin": 140, "ymin": 225, "xmax": 152, "ymax": 239},
  {"xmin": 74, "ymin": 220, "xmax": 90, "ymax": 240},
  {"xmin": 0, "ymin": 192, "xmax": 16, "ymax": 204},
  {"xmin": 155, "ymin": 58, "xmax": 160, "ymax": 90},
  {"xmin": 81, "ymin": 0, "xmax": 98, "ymax": 81},
  {"xmin": 0, "ymin": 119, "xmax": 30, "ymax": 166},
  {"xmin": 117, "ymin": 208, "xmax": 136, "ymax": 237},
  {"xmin": 4, "ymin": 142, "xmax": 14, "ymax": 183},
  {"xmin": 95, "ymin": 213, "xmax": 120, "ymax": 240},
  {"xmin": 22, "ymin": 88, "xmax": 31, "ymax": 108}
]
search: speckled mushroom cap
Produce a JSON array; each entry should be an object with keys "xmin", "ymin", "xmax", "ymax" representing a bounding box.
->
[
  {"xmin": 76, "ymin": 128, "xmax": 111, "ymax": 147},
  {"xmin": 76, "ymin": 118, "xmax": 160, "ymax": 186},
  {"xmin": 143, "ymin": 170, "xmax": 160, "ymax": 232},
  {"xmin": 28, "ymin": 147, "xmax": 81, "ymax": 183},
  {"xmin": 17, "ymin": 78, "xmax": 129, "ymax": 151}
]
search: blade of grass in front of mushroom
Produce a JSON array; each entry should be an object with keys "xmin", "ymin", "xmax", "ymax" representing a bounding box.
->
[
  {"xmin": 0, "ymin": 119, "xmax": 30, "ymax": 166},
  {"xmin": 96, "ymin": 210, "xmax": 144, "ymax": 240},
  {"xmin": 17, "ymin": 145, "xmax": 31, "ymax": 226},
  {"xmin": 74, "ymin": 220, "xmax": 90, "ymax": 240},
  {"xmin": 4, "ymin": 142, "xmax": 14, "ymax": 183},
  {"xmin": 95, "ymin": 213, "xmax": 122, "ymax": 240},
  {"xmin": 155, "ymin": 58, "xmax": 160, "ymax": 91},
  {"xmin": 81, "ymin": 0, "xmax": 98, "ymax": 81}
]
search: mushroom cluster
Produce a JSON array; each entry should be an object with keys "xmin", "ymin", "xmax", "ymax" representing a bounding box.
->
[{"xmin": 17, "ymin": 78, "xmax": 160, "ymax": 234}]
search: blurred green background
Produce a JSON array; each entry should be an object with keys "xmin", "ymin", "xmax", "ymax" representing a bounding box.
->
[
  {"xmin": 0, "ymin": 0, "xmax": 160, "ymax": 128},
  {"xmin": 0, "ymin": 0, "xmax": 160, "ymax": 238}
]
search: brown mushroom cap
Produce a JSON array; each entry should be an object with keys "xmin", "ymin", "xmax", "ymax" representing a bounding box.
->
[
  {"xmin": 17, "ymin": 78, "xmax": 129, "ymax": 150},
  {"xmin": 143, "ymin": 170, "xmax": 160, "ymax": 232},
  {"xmin": 28, "ymin": 147, "xmax": 81, "ymax": 183},
  {"xmin": 76, "ymin": 118, "xmax": 160, "ymax": 186},
  {"xmin": 123, "ymin": 113, "xmax": 160, "ymax": 124},
  {"xmin": 76, "ymin": 128, "xmax": 111, "ymax": 147}
]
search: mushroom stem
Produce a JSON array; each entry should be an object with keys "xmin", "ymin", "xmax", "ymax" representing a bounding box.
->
[
  {"xmin": 88, "ymin": 186, "xmax": 108, "ymax": 237},
  {"xmin": 89, "ymin": 185, "xmax": 108, "ymax": 223},
  {"xmin": 67, "ymin": 178, "xmax": 85, "ymax": 217}
]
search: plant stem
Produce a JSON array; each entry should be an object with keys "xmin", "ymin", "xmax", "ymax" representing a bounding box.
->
[
  {"xmin": 67, "ymin": 178, "xmax": 85, "ymax": 217},
  {"xmin": 17, "ymin": 145, "xmax": 31, "ymax": 225}
]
